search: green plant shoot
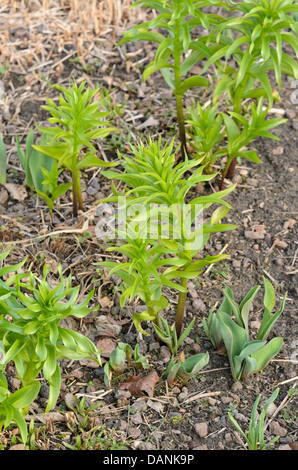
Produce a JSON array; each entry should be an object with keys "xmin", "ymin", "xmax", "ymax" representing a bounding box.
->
[
  {"xmin": 32, "ymin": 80, "xmax": 118, "ymax": 217},
  {"xmin": 228, "ymin": 388, "xmax": 280, "ymax": 450},
  {"xmin": 119, "ymin": 0, "xmax": 229, "ymax": 158},
  {"xmin": 35, "ymin": 161, "xmax": 72, "ymax": 224},
  {"xmin": 0, "ymin": 260, "xmax": 101, "ymax": 413},
  {"xmin": 16, "ymin": 129, "xmax": 54, "ymax": 191},
  {"xmin": 98, "ymin": 137, "xmax": 237, "ymax": 337}
]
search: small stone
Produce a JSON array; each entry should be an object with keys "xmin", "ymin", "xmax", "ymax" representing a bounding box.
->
[
  {"xmin": 278, "ymin": 444, "xmax": 292, "ymax": 451},
  {"xmin": 8, "ymin": 377, "xmax": 21, "ymax": 390},
  {"xmin": 232, "ymin": 260, "xmax": 241, "ymax": 269},
  {"xmin": 127, "ymin": 427, "xmax": 142, "ymax": 439},
  {"xmin": 192, "ymin": 299, "xmax": 206, "ymax": 312},
  {"xmin": 86, "ymin": 186, "xmax": 98, "ymax": 197},
  {"xmin": 0, "ymin": 188, "xmax": 9, "ymax": 205},
  {"xmin": 230, "ymin": 393, "xmax": 241, "ymax": 403},
  {"xmin": 231, "ymin": 381, "xmax": 243, "ymax": 392},
  {"xmin": 194, "ymin": 182, "xmax": 205, "ymax": 195},
  {"xmin": 193, "ymin": 445, "xmax": 208, "ymax": 450},
  {"xmin": 250, "ymin": 320, "xmax": 261, "ymax": 330},
  {"xmin": 269, "ymin": 421, "xmax": 287, "ymax": 437},
  {"xmin": 39, "ymin": 384, "xmax": 50, "ymax": 399},
  {"xmin": 131, "ymin": 400, "xmax": 148, "ymax": 412},
  {"xmin": 114, "ymin": 390, "xmax": 131, "ymax": 400},
  {"xmin": 225, "ymin": 433, "xmax": 233, "ymax": 443},
  {"xmin": 206, "ymin": 397, "xmax": 219, "ymax": 406},
  {"xmin": 115, "ymin": 419, "xmax": 127, "ymax": 431},
  {"xmin": 131, "ymin": 413, "xmax": 143, "ymax": 425},
  {"xmin": 149, "ymin": 341, "xmax": 160, "ymax": 352},
  {"xmin": 194, "ymin": 422, "xmax": 208, "ymax": 438},
  {"xmin": 135, "ymin": 304, "xmax": 147, "ymax": 313},
  {"xmin": 138, "ymin": 441, "xmax": 156, "ymax": 450},
  {"xmin": 246, "ymin": 178, "xmax": 258, "ymax": 186},
  {"xmin": 9, "ymin": 444, "xmax": 27, "ymax": 450},
  {"xmin": 159, "ymin": 345, "xmax": 171, "ymax": 359},
  {"xmin": 147, "ymin": 399, "xmax": 164, "ymax": 413},
  {"xmin": 178, "ymin": 392, "xmax": 188, "ymax": 403},
  {"xmin": 221, "ymin": 396, "xmax": 233, "ymax": 404},
  {"xmin": 244, "ymin": 230, "xmax": 265, "ymax": 240},
  {"xmin": 285, "ymin": 109, "xmax": 296, "ymax": 119},
  {"xmin": 117, "ymin": 397, "xmax": 130, "ymax": 407},
  {"xmin": 234, "ymin": 412, "xmax": 247, "ymax": 423},
  {"xmin": 267, "ymin": 403, "xmax": 278, "ymax": 416},
  {"xmin": 272, "ymin": 146, "xmax": 284, "ymax": 156},
  {"xmin": 132, "ymin": 440, "xmax": 141, "ymax": 449},
  {"xmin": 232, "ymin": 174, "xmax": 243, "ymax": 184}
]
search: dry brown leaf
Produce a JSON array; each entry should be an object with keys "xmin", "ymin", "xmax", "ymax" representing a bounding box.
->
[
  {"xmin": 25, "ymin": 412, "xmax": 65, "ymax": 424},
  {"xmin": 119, "ymin": 370, "xmax": 159, "ymax": 397},
  {"xmin": 136, "ymin": 116, "xmax": 159, "ymax": 130},
  {"xmin": 107, "ymin": 312, "xmax": 130, "ymax": 326}
]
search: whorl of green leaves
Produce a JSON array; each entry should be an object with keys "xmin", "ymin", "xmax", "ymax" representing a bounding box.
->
[
  {"xmin": 32, "ymin": 80, "xmax": 118, "ymax": 216},
  {"xmin": 0, "ymin": 371, "xmax": 40, "ymax": 444},
  {"xmin": 186, "ymin": 102, "xmax": 226, "ymax": 168},
  {"xmin": 0, "ymin": 260, "xmax": 101, "ymax": 413},
  {"xmin": 97, "ymin": 138, "xmax": 237, "ymax": 335},
  {"xmin": 33, "ymin": 80, "xmax": 117, "ymax": 170},
  {"xmin": 211, "ymin": 0, "xmax": 298, "ymax": 105},
  {"xmin": 119, "ymin": 0, "xmax": 228, "ymax": 93},
  {"xmin": 221, "ymin": 98, "xmax": 288, "ymax": 165}
]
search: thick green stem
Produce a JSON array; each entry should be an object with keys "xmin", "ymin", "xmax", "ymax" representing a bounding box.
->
[
  {"xmin": 175, "ymin": 277, "xmax": 189, "ymax": 338},
  {"xmin": 72, "ymin": 169, "xmax": 83, "ymax": 218},
  {"xmin": 225, "ymin": 83, "xmax": 245, "ymax": 181},
  {"xmin": 173, "ymin": 17, "xmax": 187, "ymax": 160},
  {"xmin": 220, "ymin": 154, "xmax": 235, "ymax": 190},
  {"xmin": 176, "ymin": 94, "xmax": 187, "ymax": 159}
]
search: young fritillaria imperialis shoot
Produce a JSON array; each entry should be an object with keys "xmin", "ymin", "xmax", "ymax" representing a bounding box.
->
[
  {"xmin": 0, "ymin": 371, "xmax": 40, "ymax": 444},
  {"xmin": 203, "ymin": 278, "xmax": 287, "ymax": 380},
  {"xmin": 97, "ymin": 138, "xmax": 237, "ymax": 338},
  {"xmin": 228, "ymin": 388, "xmax": 280, "ymax": 450},
  {"xmin": 0, "ymin": 260, "xmax": 101, "ymax": 413},
  {"xmin": 219, "ymin": 99, "xmax": 287, "ymax": 189},
  {"xmin": 186, "ymin": 102, "xmax": 226, "ymax": 171},
  {"xmin": 209, "ymin": 0, "xmax": 298, "ymax": 182},
  {"xmin": 32, "ymin": 80, "xmax": 118, "ymax": 217},
  {"xmin": 188, "ymin": 98, "xmax": 287, "ymax": 188},
  {"xmin": 119, "ymin": 0, "xmax": 229, "ymax": 158}
]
